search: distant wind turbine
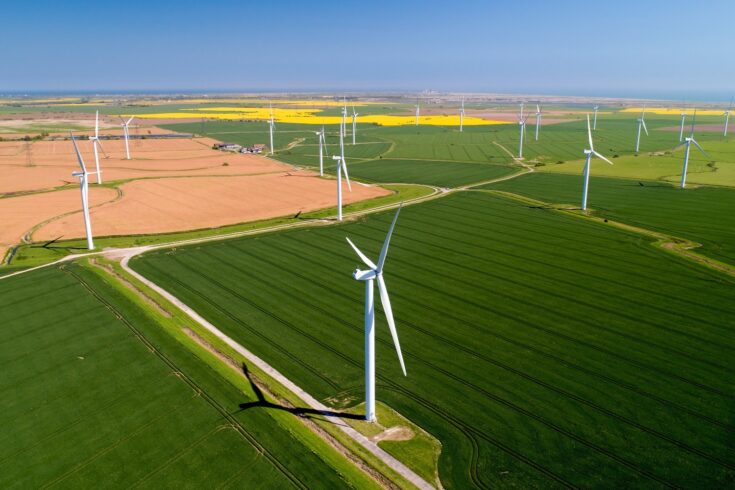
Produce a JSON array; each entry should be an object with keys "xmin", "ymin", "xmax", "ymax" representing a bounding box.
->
[
  {"xmin": 88, "ymin": 110, "xmax": 107, "ymax": 184},
  {"xmin": 341, "ymin": 97, "xmax": 348, "ymax": 136},
  {"xmin": 268, "ymin": 105, "xmax": 275, "ymax": 155},
  {"xmin": 70, "ymin": 132, "xmax": 95, "ymax": 250},
  {"xmin": 593, "ymin": 105, "xmax": 599, "ymax": 130},
  {"xmin": 415, "ymin": 99, "xmax": 420, "ymax": 126},
  {"xmin": 352, "ymin": 106, "xmax": 358, "ymax": 145},
  {"xmin": 724, "ymin": 97, "xmax": 732, "ymax": 137},
  {"xmin": 459, "ymin": 97, "xmax": 465, "ymax": 132},
  {"xmin": 120, "ymin": 116, "xmax": 134, "ymax": 160},
  {"xmin": 517, "ymin": 106, "xmax": 529, "ymax": 159},
  {"xmin": 346, "ymin": 206, "xmax": 406, "ymax": 423},
  {"xmin": 332, "ymin": 122, "xmax": 352, "ymax": 220},
  {"xmin": 534, "ymin": 104, "xmax": 541, "ymax": 141},
  {"xmin": 315, "ymin": 126, "xmax": 328, "ymax": 176},
  {"xmin": 581, "ymin": 114, "xmax": 614, "ymax": 211},
  {"xmin": 635, "ymin": 106, "xmax": 648, "ymax": 153},
  {"xmin": 676, "ymin": 110, "xmax": 709, "ymax": 189}
]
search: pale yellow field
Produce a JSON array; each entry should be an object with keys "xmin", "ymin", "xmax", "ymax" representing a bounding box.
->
[
  {"xmin": 622, "ymin": 107, "xmax": 726, "ymax": 116},
  {"xmin": 133, "ymin": 107, "xmax": 509, "ymax": 126}
]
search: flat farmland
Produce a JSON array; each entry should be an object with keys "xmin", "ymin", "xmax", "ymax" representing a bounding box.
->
[
  {"xmin": 483, "ymin": 173, "xmax": 735, "ymax": 266},
  {"xmin": 131, "ymin": 191, "xmax": 735, "ymax": 488},
  {"xmin": 0, "ymin": 264, "xmax": 370, "ymax": 488},
  {"xmin": 347, "ymin": 159, "xmax": 519, "ymax": 187}
]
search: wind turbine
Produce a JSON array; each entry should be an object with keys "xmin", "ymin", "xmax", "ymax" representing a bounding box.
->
[
  {"xmin": 70, "ymin": 132, "xmax": 95, "ymax": 250},
  {"xmin": 676, "ymin": 110, "xmax": 709, "ymax": 189},
  {"xmin": 88, "ymin": 110, "xmax": 107, "ymax": 184},
  {"xmin": 517, "ymin": 107, "xmax": 529, "ymax": 159},
  {"xmin": 534, "ymin": 103, "xmax": 541, "ymax": 141},
  {"xmin": 635, "ymin": 106, "xmax": 648, "ymax": 153},
  {"xmin": 120, "ymin": 116, "xmax": 134, "ymax": 160},
  {"xmin": 415, "ymin": 99, "xmax": 420, "ymax": 126},
  {"xmin": 346, "ymin": 206, "xmax": 406, "ymax": 423},
  {"xmin": 332, "ymin": 123, "xmax": 352, "ymax": 220},
  {"xmin": 268, "ymin": 105, "xmax": 275, "ymax": 155},
  {"xmin": 459, "ymin": 97, "xmax": 465, "ymax": 132},
  {"xmin": 581, "ymin": 114, "xmax": 613, "ymax": 211},
  {"xmin": 341, "ymin": 97, "xmax": 348, "ymax": 136},
  {"xmin": 724, "ymin": 97, "xmax": 732, "ymax": 137},
  {"xmin": 593, "ymin": 105, "xmax": 599, "ymax": 130},
  {"xmin": 315, "ymin": 126, "xmax": 328, "ymax": 176},
  {"xmin": 352, "ymin": 106, "xmax": 358, "ymax": 145}
]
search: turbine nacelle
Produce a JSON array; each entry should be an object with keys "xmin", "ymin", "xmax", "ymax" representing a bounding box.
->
[{"xmin": 353, "ymin": 268, "xmax": 377, "ymax": 281}]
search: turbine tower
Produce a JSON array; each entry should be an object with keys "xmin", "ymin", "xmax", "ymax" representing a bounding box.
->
[
  {"xmin": 346, "ymin": 206, "xmax": 406, "ymax": 423},
  {"xmin": 415, "ymin": 99, "xmax": 420, "ymax": 126},
  {"xmin": 332, "ymin": 123, "xmax": 351, "ymax": 220},
  {"xmin": 459, "ymin": 97, "xmax": 465, "ymax": 132},
  {"xmin": 593, "ymin": 105, "xmax": 599, "ymax": 130},
  {"xmin": 517, "ymin": 107, "xmax": 529, "ymax": 159},
  {"xmin": 724, "ymin": 97, "xmax": 732, "ymax": 137},
  {"xmin": 341, "ymin": 97, "xmax": 348, "ymax": 136},
  {"xmin": 534, "ymin": 104, "xmax": 541, "ymax": 141},
  {"xmin": 581, "ymin": 114, "xmax": 613, "ymax": 211},
  {"xmin": 635, "ymin": 106, "xmax": 648, "ymax": 153},
  {"xmin": 677, "ymin": 110, "xmax": 709, "ymax": 189},
  {"xmin": 120, "ymin": 116, "xmax": 134, "ymax": 160},
  {"xmin": 352, "ymin": 106, "xmax": 358, "ymax": 145},
  {"xmin": 88, "ymin": 110, "xmax": 107, "ymax": 184},
  {"xmin": 268, "ymin": 105, "xmax": 275, "ymax": 155},
  {"xmin": 70, "ymin": 132, "xmax": 95, "ymax": 250},
  {"xmin": 315, "ymin": 126, "xmax": 328, "ymax": 176}
]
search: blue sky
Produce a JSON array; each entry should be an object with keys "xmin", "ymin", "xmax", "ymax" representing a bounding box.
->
[{"xmin": 2, "ymin": 0, "xmax": 733, "ymax": 100}]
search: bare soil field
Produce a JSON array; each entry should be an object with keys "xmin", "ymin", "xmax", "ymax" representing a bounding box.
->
[
  {"xmin": 0, "ymin": 187, "xmax": 117, "ymax": 259},
  {"xmin": 34, "ymin": 172, "xmax": 389, "ymax": 240}
]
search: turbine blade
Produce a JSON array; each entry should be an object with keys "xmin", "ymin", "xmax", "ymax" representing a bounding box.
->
[
  {"xmin": 377, "ymin": 205, "xmax": 401, "ymax": 272},
  {"xmin": 691, "ymin": 138, "xmax": 709, "ymax": 159},
  {"xmin": 592, "ymin": 150, "xmax": 614, "ymax": 165},
  {"xmin": 126, "ymin": 116, "xmax": 134, "ymax": 125},
  {"xmin": 345, "ymin": 237, "xmax": 377, "ymax": 269},
  {"xmin": 95, "ymin": 110, "xmax": 99, "ymax": 137},
  {"xmin": 70, "ymin": 132, "xmax": 87, "ymax": 173},
  {"xmin": 587, "ymin": 114, "xmax": 593, "ymax": 150},
  {"xmin": 342, "ymin": 159, "xmax": 352, "ymax": 191},
  {"xmin": 641, "ymin": 119, "xmax": 649, "ymax": 136},
  {"xmin": 377, "ymin": 275, "xmax": 407, "ymax": 376}
]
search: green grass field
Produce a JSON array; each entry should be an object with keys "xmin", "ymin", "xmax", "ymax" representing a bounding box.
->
[
  {"xmin": 131, "ymin": 191, "xmax": 735, "ymax": 488},
  {"xmin": 481, "ymin": 173, "xmax": 735, "ymax": 266},
  {"xmin": 0, "ymin": 264, "xmax": 377, "ymax": 488}
]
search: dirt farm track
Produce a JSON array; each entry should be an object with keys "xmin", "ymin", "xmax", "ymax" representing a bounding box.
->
[{"xmin": 0, "ymin": 131, "xmax": 388, "ymax": 260}]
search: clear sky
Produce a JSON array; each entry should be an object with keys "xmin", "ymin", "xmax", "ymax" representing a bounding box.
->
[{"xmin": 2, "ymin": 0, "xmax": 733, "ymax": 101}]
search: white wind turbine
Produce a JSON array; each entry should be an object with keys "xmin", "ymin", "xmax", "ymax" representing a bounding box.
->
[
  {"xmin": 635, "ymin": 106, "xmax": 649, "ymax": 153},
  {"xmin": 341, "ymin": 97, "xmax": 348, "ymax": 136},
  {"xmin": 593, "ymin": 105, "xmax": 599, "ymax": 130},
  {"xmin": 332, "ymin": 122, "xmax": 352, "ymax": 220},
  {"xmin": 88, "ymin": 110, "xmax": 107, "ymax": 184},
  {"xmin": 459, "ymin": 97, "xmax": 465, "ymax": 132},
  {"xmin": 724, "ymin": 97, "xmax": 732, "ymax": 137},
  {"xmin": 581, "ymin": 114, "xmax": 613, "ymax": 211},
  {"xmin": 517, "ymin": 106, "xmax": 529, "ymax": 159},
  {"xmin": 120, "ymin": 116, "xmax": 135, "ymax": 160},
  {"xmin": 70, "ymin": 132, "xmax": 95, "ymax": 250},
  {"xmin": 346, "ymin": 206, "xmax": 406, "ymax": 423},
  {"xmin": 268, "ymin": 105, "xmax": 275, "ymax": 155},
  {"xmin": 676, "ymin": 110, "xmax": 709, "ymax": 189},
  {"xmin": 415, "ymin": 99, "xmax": 420, "ymax": 126},
  {"xmin": 352, "ymin": 106, "xmax": 358, "ymax": 145},
  {"xmin": 315, "ymin": 126, "xmax": 328, "ymax": 176},
  {"xmin": 534, "ymin": 103, "xmax": 542, "ymax": 141}
]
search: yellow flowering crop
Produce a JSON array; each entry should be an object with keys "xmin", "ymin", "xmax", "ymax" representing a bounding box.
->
[{"xmin": 622, "ymin": 107, "xmax": 725, "ymax": 116}]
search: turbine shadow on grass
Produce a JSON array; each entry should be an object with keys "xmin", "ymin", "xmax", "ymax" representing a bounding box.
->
[{"xmin": 236, "ymin": 363, "xmax": 363, "ymax": 422}]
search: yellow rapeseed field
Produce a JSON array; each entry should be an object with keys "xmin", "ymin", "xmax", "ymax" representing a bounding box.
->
[
  {"xmin": 133, "ymin": 107, "xmax": 509, "ymax": 126},
  {"xmin": 622, "ymin": 107, "xmax": 726, "ymax": 116}
]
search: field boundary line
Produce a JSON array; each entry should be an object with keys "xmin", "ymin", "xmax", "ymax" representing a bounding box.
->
[
  {"xmin": 483, "ymin": 189, "xmax": 735, "ymax": 279},
  {"xmin": 119, "ymin": 255, "xmax": 434, "ymax": 490}
]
